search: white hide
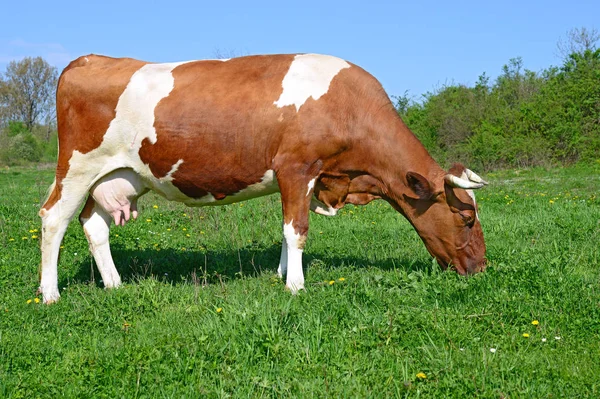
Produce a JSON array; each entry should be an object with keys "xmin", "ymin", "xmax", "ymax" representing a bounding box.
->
[
  {"xmin": 282, "ymin": 221, "xmax": 305, "ymax": 292},
  {"xmin": 274, "ymin": 54, "xmax": 351, "ymax": 112}
]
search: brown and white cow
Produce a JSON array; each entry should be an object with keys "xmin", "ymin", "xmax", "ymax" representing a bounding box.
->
[{"xmin": 38, "ymin": 53, "xmax": 487, "ymax": 303}]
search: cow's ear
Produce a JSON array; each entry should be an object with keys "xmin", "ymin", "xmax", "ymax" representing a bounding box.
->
[{"xmin": 406, "ymin": 172, "xmax": 435, "ymax": 200}]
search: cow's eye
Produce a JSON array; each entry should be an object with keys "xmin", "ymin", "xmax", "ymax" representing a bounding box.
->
[{"xmin": 458, "ymin": 211, "xmax": 475, "ymax": 227}]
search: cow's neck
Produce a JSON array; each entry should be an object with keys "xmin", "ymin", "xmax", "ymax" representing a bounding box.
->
[{"xmin": 357, "ymin": 114, "xmax": 445, "ymax": 208}]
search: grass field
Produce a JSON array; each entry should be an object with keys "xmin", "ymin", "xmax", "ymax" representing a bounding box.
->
[{"xmin": 0, "ymin": 163, "xmax": 599, "ymax": 397}]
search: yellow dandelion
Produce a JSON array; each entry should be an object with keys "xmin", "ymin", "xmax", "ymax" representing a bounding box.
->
[
  {"xmin": 34, "ymin": 298, "xmax": 40, "ymax": 304},
  {"xmin": 549, "ymin": 200, "xmax": 555, "ymax": 204},
  {"xmin": 153, "ymin": 205, "xmax": 158, "ymax": 209},
  {"xmin": 29, "ymin": 229, "xmax": 35, "ymax": 233},
  {"xmin": 416, "ymin": 372, "xmax": 427, "ymax": 380},
  {"xmin": 532, "ymin": 320, "xmax": 539, "ymax": 326},
  {"xmin": 182, "ymin": 227, "xmax": 187, "ymax": 231},
  {"xmin": 523, "ymin": 333, "xmax": 530, "ymax": 338},
  {"xmin": 167, "ymin": 228, "xmax": 171, "ymax": 231},
  {"xmin": 338, "ymin": 277, "xmax": 345, "ymax": 282},
  {"xmin": 183, "ymin": 213, "xmax": 187, "ymax": 217},
  {"xmin": 31, "ymin": 235, "xmax": 38, "ymax": 239},
  {"xmin": 146, "ymin": 218, "xmax": 152, "ymax": 222},
  {"xmin": 22, "ymin": 237, "xmax": 28, "ymax": 240},
  {"xmin": 9, "ymin": 238, "xmax": 14, "ymax": 241},
  {"xmin": 329, "ymin": 280, "xmax": 335, "ymax": 285},
  {"xmin": 186, "ymin": 234, "xmax": 191, "ymax": 237},
  {"xmin": 216, "ymin": 307, "xmax": 223, "ymax": 313},
  {"xmin": 26, "ymin": 299, "xmax": 32, "ymax": 304},
  {"xmin": 200, "ymin": 231, "xmax": 205, "ymax": 234}
]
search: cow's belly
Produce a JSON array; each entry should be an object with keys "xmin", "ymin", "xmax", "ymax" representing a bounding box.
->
[
  {"xmin": 170, "ymin": 169, "xmax": 280, "ymax": 207},
  {"xmin": 92, "ymin": 168, "xmax": 280, "ymax": 223}
]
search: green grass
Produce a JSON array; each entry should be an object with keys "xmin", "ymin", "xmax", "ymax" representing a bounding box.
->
[{"xmin": 1, "ymin": 163, "xmax": 599, "ymax": 398}]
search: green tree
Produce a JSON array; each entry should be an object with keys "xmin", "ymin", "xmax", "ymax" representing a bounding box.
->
[{"xmin": 0, "ymin": 57, "xmax": 58, "ymax": 134}]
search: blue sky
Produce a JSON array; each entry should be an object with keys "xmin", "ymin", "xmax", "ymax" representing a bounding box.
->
[{"xmin": 1, "ymin": 1, "xmax": 598, "ymax": 100}]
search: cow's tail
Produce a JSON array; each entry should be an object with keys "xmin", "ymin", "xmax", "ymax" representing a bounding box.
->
[{"xmin": 42, "ymin": 178, "xmax": 57, "ymax": 206}]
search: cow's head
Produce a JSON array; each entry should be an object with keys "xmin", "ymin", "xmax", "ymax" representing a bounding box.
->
[{"xmin": 403, "ymin": 164, "xmax": 487, "ymax": 275}]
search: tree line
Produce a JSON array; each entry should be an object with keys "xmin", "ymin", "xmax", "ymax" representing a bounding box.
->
[
  {"xmin": 1, "ymin": 28, "xmax": 599, "ymax": 169},
  {"xmin": 396, "ymin": 27, "xmax": 600, "ymax": 170}
]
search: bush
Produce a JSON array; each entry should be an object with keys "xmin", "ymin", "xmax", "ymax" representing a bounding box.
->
[
  {"xmin": 0, "ymin": 133, "xmax": 43, "ymax": 165},
  {"xmin": 397, "ymin": 50, "xmax": 600, "ymax": 170}
]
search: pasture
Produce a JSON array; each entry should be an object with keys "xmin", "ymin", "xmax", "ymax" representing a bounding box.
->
[{"xmin": 0, "ymin": 163, "xmax": 599, "ymax": 397}]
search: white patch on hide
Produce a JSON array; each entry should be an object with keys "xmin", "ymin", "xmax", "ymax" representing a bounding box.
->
[
  {"xmin": 283, "ymin": 221, "xmax": 304, "ymax": 292},
  {"xmin": 64, "ymin": 60, "xmax": 194, "ymax": 199},
  {"xmin": 306, "ymin": 177, "xmax": 316, "ymax": 196},
  {"xmin": 274, "ymin": 54, "xmax": 350, "ymax": 112},
  {"xmin": 160, "ymin": 159, "xmax": 184, "ymax": 182}
]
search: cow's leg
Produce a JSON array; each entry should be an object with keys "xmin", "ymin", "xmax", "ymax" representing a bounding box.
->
[
  {"xmin": 277, "ymin": 173, "xmax": 316, "ymax": 293},
  {"xmin": 39, "ymin": 180, "xmax": 90, "ymax": 303},
  {"xmin": 79, "ymin": 196, "xmax": 121, "ymax": 288}
]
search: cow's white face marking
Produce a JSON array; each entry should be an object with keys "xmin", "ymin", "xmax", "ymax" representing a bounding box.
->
[
  {"xmin": 306, "ymin": 177, "xmax": 316, "ymax": 196},
  {"xmin": 274, "ymin": 54, "xmax": 350, "ymax": 112}
]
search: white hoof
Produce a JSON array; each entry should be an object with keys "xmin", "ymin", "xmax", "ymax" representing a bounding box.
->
[
  {"xmin": 39, "ymin": 287, "xmax": 60, "ymax": 304},
  {"xmin": 103, "ymin": 276, "xmax": 122, "ymax": 289},
  {"xmin": 285, "ymin": 282, "xmax": 305, "ymax": 294}
]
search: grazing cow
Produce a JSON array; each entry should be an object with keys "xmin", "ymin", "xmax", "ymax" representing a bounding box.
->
[{"xmin": 38, "ymin": 53, "xmax": 488, "ymax": 303}]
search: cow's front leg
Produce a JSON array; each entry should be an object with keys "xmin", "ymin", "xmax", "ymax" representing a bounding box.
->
[
  {"xmin": 277, "ymin": 172, "xmax": 316, "ymax": 293},
  {"xmin": 277, "ymin": 235, "xmax": 287, "ymax": 279}
]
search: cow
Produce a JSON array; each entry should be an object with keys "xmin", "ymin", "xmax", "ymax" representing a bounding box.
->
[{"xmin": 38, "ymin": 53, "xmax": 488, "ymax": 304}]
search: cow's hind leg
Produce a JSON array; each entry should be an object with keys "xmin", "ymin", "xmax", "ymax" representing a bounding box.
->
[
  {"xmin": 39, "ymin": 179, "xmax": 91, "ymax": 303},
  {"xmin": 277, "ymin": 170, "xmax": 316, "ymax": 293},
  {"xmin": 79, "ymin": 196, "xmax": 121, "ymax": 288}
]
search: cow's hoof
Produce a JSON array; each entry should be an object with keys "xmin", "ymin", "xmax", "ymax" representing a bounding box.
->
[
  {"xmin": 39, "ymin": 288, "xmax": 60, "ymax": 304},
  {"xmin": 103, "ymin": 278, "xmax": 122, "ymax": 289},
  {"xmin": 285, "ymin": 283, "xmax": 305, "ymax": 294}
]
